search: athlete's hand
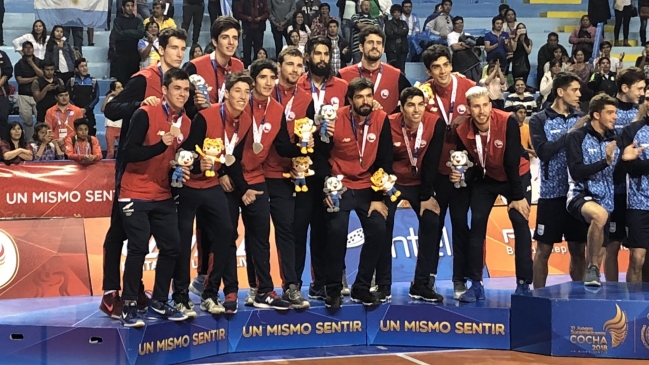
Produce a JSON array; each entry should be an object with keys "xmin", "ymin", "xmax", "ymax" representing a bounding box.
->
[
  {"xmin": 308, "ymin": 135, "xmax": 315, "ymax": 149},
  {"xmin": 194, "ymin": 93, "xmax": 208, "ymax": 109},
  {"xmin": 605, "ymin": 141, "xmax": 617, "ymax": 165},
  {"xmin": 420, "ymin": 197, "xmax": 441, "ymax": 216},
  {"xmin": 324, "ymin": 195, "xmax": 334, "ymax": 209},
  {"xmin": 368, "ymin": 201, "xmax": 388, "ymax": 220},
  {"xmin": 372, "ymin": 99, "xmax": 383, "ymax": 111},
  {"xmin": 141, "ymin": 96, "xmax": 161, "ymax": 107},
  {"xmin": 449, "ymin": 170, "xmax": 462, "ymax": 183},
  {"xmin": 508, "ymin": 199, "xmax": 530, "ymax": 220},
  {"xmin": 242, "ymin": 189, "xmax": 263, "ymax": 206},
  {"xmin": 161, "ymin": 132, "xmax": 174, "ymax": 146},
  {"xmin": 326, "ymin": 120, "xmax": 335, "ymax": 136},
  {"xmin": 220, "ymin": 175, "xmax": 234, "ymax": 192},
  {"xmin": 621, "ymin": 141, "xmax": 646, "ymax": 161},
  {"xmin": 200, "ymin": 158, "xmax": 213, "ymax": 172},
  {"xmin": 182, "ymin": 166, "xmax": 191, "ymax": 182}
]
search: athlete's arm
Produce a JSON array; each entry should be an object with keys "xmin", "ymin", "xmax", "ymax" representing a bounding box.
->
[
  {"xmin": 420, "ymin": 118, "xmax": 446, "ymax": 201},
  {"xmin": 566, "ymin": 129, "xmax": 609, "ymax": 181},
  {"xmin": 504, "ymin": 115, "xmax": 524, "ymax": 201},
  {"xmin": 529, "ymin": 112, "xmax": 569, "ymax": 162},
  {"xmin": 121, "ymin": 109, "xmax": 168, "ymax": 163}
]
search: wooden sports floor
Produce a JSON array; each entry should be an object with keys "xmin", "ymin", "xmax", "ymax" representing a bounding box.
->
[{"xmin": 205, "ymin": 349, "xmax": 643, "ymax": 365}]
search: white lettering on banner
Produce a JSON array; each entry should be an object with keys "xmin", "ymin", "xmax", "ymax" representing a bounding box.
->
[
  {"xmin": 5, "ymin": 190, "xmax": 114, "ymax": 205},
  {"xmin": 391, "ymin": 227, "xmax": 452, "ymax": 259}
]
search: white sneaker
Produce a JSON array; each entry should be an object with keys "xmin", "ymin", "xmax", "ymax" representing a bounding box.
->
[
  {"xmin": 174, "ymin": 300, "xmax": 198, "ymax": 318},
  {"xmin": 244, "ymin": 287, "xmax": 257, "ymax": 306},
  {"xmin": 200, "ymin": 297, "xmax": 225, "ymax": 314}
]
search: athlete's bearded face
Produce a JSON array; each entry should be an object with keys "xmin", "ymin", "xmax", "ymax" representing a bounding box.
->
[{"xmin": 309, "ymin": 44, "xmax": 331, "ymax": 77}]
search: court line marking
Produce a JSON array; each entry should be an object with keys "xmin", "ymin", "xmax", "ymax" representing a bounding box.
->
[
  {"xmin": 195, "ymin": 349, "xmax": 477, "ymax": 365},
  {"xmin": 396, "ymin": 353, "xmax": 431, "ymax": 365}
]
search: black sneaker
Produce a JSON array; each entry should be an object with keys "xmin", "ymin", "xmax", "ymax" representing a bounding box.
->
[
  {"xmin": 325, "ymin": 293, "xmax": 342, "ymax": 309},
  {"xmin": 410, "ymin": 282, "xmax": 444, "ymax": 302},
  {"xmin": 254, "ymin": 291, "xmax": 292, "ymax": 310},
  {"xmin": 453, "ymin": 280, "xmax": 467, "ymax": 299},
  {"xmin": 146, "ymin": 300, "xmax": 189, "ymax": 321},
  {"xmin": 121, "ymin": 302, "xmax": 145, "ymax": 328},
  {"xmin": 282, "ymin": 284, "xmax": 310, "ymax": 309},
  {"xmin": 376, "ymin": 285, "xmax": 392, "ymax": 302},
  {"xmin": 308, "ymin": 283, "xmax": 326, "ymax": 300},
  {"xmin": 350, "ymin": 288, "xmax": 380, "ymax": 306},
  {"xmin": 584, "ymin": 265, "xmax": 601, "ymax": 287}
]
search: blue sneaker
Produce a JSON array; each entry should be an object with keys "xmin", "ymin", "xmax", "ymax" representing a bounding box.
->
[
  {"xmin": 189, "ymin": 275, "xmax": 205, "ymax": 296},
  {"xmin": 121, "ymin": 302, "xmax": 145, "ymax": 328},
  {"xmin": 514, "ymin": 282, "xmax": 532, "ymax": 296},
  {"xmin": 458, "ymin": 281, "xmax": 485, "ymax": 303},
  {"xmin": 147, "ymin": 300, "xmax": 189, "ymax": 322},
  {"xmin": 308, "ymin": 284, "xmax": 326, "ymax": 300}
]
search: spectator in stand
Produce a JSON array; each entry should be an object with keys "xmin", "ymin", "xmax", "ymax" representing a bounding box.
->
[
  {"xmin": 595, "ymin": 41, "xmax": 624, "ymax": 72},
  {"xmin": 569, "ymin": 15, "xmax": 597, "ymax": 61},
  {"xmin": 135, "ymin": 0, "xmax": 152, "ymax": 19},
  {"xmin": 62, "ymin": 27, "xmax": 84, "ymax": 53},
  {"xmin": 207, "ymin": 0, "xmax": 227, "ymax": 26},
  {"xmin": 0, "ymin": 46, "xmax": 10, "ymax": 138},
  {"xmin": 145, "ymin": 1, "xmax": 177, "ymax": 31},
  {"xmin": 569, "ymin": 49, "xmax": 593, "ymax": 107},
  {"xmin": 64, "ymin": 118, "xmax": 102, "ymax": 165},
  {"xmin": 536, "ymin": 32, "xmax": 567, "ymax": 88},
  {"xmin": 544, "ymin": 45, "xmax": 570, "ymax": 73},
  {"xmin": 511, "ymin": 23, "xmax": 532, "ymax": 84},
  {"xmin": 283, "ymin": 30, "xmax": 304, "ymax": 53},
  {"xmin": 255, "ymin": 48, "xmax": 268, "ymax": 60},
  {"xmin": 422, "ymin": 3, "xmax": 443, "ymax": 30},
  {"xmin": 448, "ymin": 16, "xmax": 481, "ymax": 81},
  {"xmin": 1, "ymin": 122, "xmax": 33, "ymax": 165},
  {"xmin": 102, "ymin": 81, "xmax": 123, "ymax": 159},
  {"xmin": 44, "ymin": 86, "xmax": 84, "ymax": 144},
  {"xmin": 109, "ymin": 0, "xmax": 145, "ymax": 85},
  {"xmin": 636, "ymin": 42, "xmax": 649, "ymax": 82},
  {"xmin": 369, "ymin": 0, "xmax": 392, "ymax": 27},
  {"xmin": 311, "ymin": 3, "xmax": 336, "ymax": 38},
  {"xmin": 32, "ymin": 60, "xmax": 63, "ymax": 124},
  {"xmin": 182, "ymin": 0, "xmax": 204, "ymax": 46},
  {"xmin": 351, "ymin": 1, "xmax": 379, "ymax": 64},
  {"xmin": 31, "ymin": 123, "xmax": 65, "ymax": 161},
  {"xmin": 498, "ymin": 4, "xmax": 509, "ymax": 17},
  {"xmin": 484, "ymin": 16, "xmax": 510, "ymax": 65},
  {"xmin": 0, "ymin": 0, "xmax": 3, "ymax": 46},
  {"xmin": 14, "ymin": 41, "xmax": 43, "ymax": 141},
  {"xmin": 328, "ymin": 19, "xmax": 351, "ymax": 74},
  {"xmin": 237, "ymin": 0, "xmax": 269, "ymax": 68},
  {"xmin": 589, "ymin": 57, "xmax": 617, "ymax": 97},
  {"xmin": 503, "ymin": 8, "xmax": 518, "ymax": 35},
  {"xmin": 641, "ymin": 0, "xmax": 649, "ymax": 45},
  {"xmin": 68, "ymin": 58, "xmax": 100, "ymax": 136},
  {"xmin": 269, "ymin": 0, "xmax": 295, "ymax": 59},
  {"xmin": 44, "ymin": 26, "xmax": 77, "ymax": 85},
  {"xmin": 401, "ymin": 0, "xmax": 420, "ymax": 36},
  {"xmin": 480, "ymin": 57, "xmax": 508, "ymax": 110},
  {"xmin": 287, "ymin": 11, "xmax": 311, "ymax": 53},
  {"xmin": 12, "ymin": 20, "xmax": 48, "ymax": 59},
  {"xmin": 138, "ymin": 22, "xmax": 161, "ymax": 68},
  {"xmin": 505, "ymin": 78, "xmax": 537, "ymax": 117},
  {"xmin": 588, "ymin": 0, "xmax": 611, "ymax": 28},
  {"xmin": 613, "ymin": 0, "xmax": 633, "ymax": 46},
  {"xmin": 339, "ymin": 0, "xmax": 357, "ymax": 46},
  {"xmin": 297, "ymin": 0, "xmax": 321, "ymax": 26},
  {"xmin": 540, "ymin": 60, "xmax": 564, "ymax": 107},
  {"xmin": 385, "ymin": 4, "xmax": 409, "ymax": 72},
  {"xmin": 425, "ymin": 0, "xmax": 453, "ymax": 39},
  {"xmin": 512, "ymin": 104, "xmax": 536, "ymax": 157}
]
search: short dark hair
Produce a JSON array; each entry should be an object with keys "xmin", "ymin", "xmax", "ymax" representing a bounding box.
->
[
  {"xmin": 33, "ymin": 122, "xmax": 49, "ymax": 141},
  {"xmin": 402, "ymin": 0, "xmax": 412, "ymax": 5},
  {"xmin": 359, "ymin": 26, "xmax": 385, "ymax": 46},
  {"xmin": 390, "ymin": 4, "xmax": 402, "ymax": 13},
  {"xmin": 589, "ymin": 93, "xmax": 618, "ymax": 119},
  {"xmin": 305, "ymin": 36, "xmax": 331, "ymax": 55},
  {"xmin": 346, "ymin": 77, "xmax": 374, "ymax": 103},
  {"xmin": 55, "ymin": 85, "xmax": 68, "ymax": 96},
  {"xmin": 152, "ymin": 0, "xmax": 164, "ymax": 8},
  {"xmin": 600, "ymin": 40, "xmax": 612, "ymax": 49},
  {"xmin": 442, "ymin": 0, "xmax": 453, "ymax": 5},
  {"xmin": 122, "ymin": 0, "xmax": 135, "ymax": 6},
  {"xmin": 452, "ymin": 16, "xmax": 463, "ymax": 24},
  {"xmin": 399, "ymin": 87, "xmax": 425, "ymax": 106},
  {"xmin": 327, "ymin": 18, "xmax": 339, "ymax": 27},
  {"xmin": 225, "ymin": 71, "xmax": 254, "ymax": 92},
  {"xmin": 319, "ymin": 3, "xmax": 330, "ymax": 11},
  {"xmin": 42, "ymin": 59, "xmax": 56, "ymax": 69},
  {"xmin": 211, "ymin": 16, "xmax": 241, "ymax": 41},
  {"xmin": 159, "ymin": 27, "xmax": 187, "ymax": 49},
  {"xmin": 73, "ymin": 118, "xmax": 90, "ymax": 130},
  {"xmin": 597, "ymin": 56, "xmax": 611, "ymax": 65},
  {"xmin": 548, "ymin": 59, "xmax": 563, "ymax": 70},
  {"xmin": 511, "ymin": 104, "xmax": 527, "ymax": 113},
  {"xmin": 616, "ymin": 67, "xmax": 646, "ymax": 93},
  {"xmin": 74, "ymin": 58, "xmax": 87, "ymax": 69},
  {"xmin": 163, "ymin": 67, "xmax": 189, "ymax": 88},
  {"xmin": 547, "ymin": 32, "xmax": 559, "ymax": 40},
  {"xmin": 551, "ymin": 71, "xmax": 581, "ymax": 96},
  {"xmin": 249, "ymin": 58, "xmax": 278, "ymax": 80},
  {"xmin": 22, "ymin": 41, "xmax": 33, "ymax": 49},
  {"xmin": 492, "ymin": 16, "xmax": 504, "ymax": 27},
  {"xmin": 422, "ymin": 44, "xmax": 451, "ymax": 69},
  {"xmin": 277, "ymin": 46, "xmax": 303, "ymax": 64},
  {"xmin": 498, "ymin": 4, "xmax": 510, "ymax": 12}
]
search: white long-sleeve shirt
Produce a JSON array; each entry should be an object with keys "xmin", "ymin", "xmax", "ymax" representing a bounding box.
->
[{"xmin": 12, "ymin": 34, "xmax": 49, "ymax": 59}]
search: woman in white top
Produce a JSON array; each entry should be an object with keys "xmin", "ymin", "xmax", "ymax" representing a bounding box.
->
[
  {"xmin": 12, "ymin": 20, "xmax": 49, "ymax": 59},
  {"xmin": 503, "ymin": 8, "xmax": 518, "ymax": 34},
  {"xmin": 102, "ymin": 81, "xmax": 124, "ymax": 159},
  {"xmin": 543, "ymin": 46, "xmax": 570, "ymax": 73},
  {"xmin": 138, "ymin": 22, "xmax": 161, "ymax": 69},
  {"xmin": 287, "ymin": 11, "xmax": 311, "ymax": 51},
  {"xmin": 282, "ymin": 30, "xmax": 305, "ymax": 54},
  {"xmin": 540, "ymin": 60, "xmax": 563, "ymax": 104}
]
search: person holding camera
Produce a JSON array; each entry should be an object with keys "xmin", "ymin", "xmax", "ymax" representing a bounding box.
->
[{"xmin": 510, "ymin": 23, "xmax": 532, "ymax": 84}]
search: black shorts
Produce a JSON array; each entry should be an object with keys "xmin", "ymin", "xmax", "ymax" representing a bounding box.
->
[
  {"xmin": 608, "ymin": 194, "xmax": 627, "ymax": 241},
  {"xmin": 566, "ymin": 193, "xmax": 611, "ymax": 247},
  {"xmin": 534, "ymin": 197, "xmax": 588, "ymax": 244},
  {"xmin": 625, "ymin": 209, "xmax": 649, "ymax": 249}
]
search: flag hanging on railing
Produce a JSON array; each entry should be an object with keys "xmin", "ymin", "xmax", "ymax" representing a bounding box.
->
[
  {"xmin": 221, "ymin": 0, "xmax": 233, "ymax": 16},
  {"xmin": 34, "ymin": 0, "xmax": 108, "ymax": 29}
]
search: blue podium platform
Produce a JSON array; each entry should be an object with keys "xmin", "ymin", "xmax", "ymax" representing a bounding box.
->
[
  {"xmin": 0, "ymin": 282, "xmax": 513, "ymax": 365},
  {"xmin": 511, "ymin": 282, "xmax": 649, "ymax": 359}
]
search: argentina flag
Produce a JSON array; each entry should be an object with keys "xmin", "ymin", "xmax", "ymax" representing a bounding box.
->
[
  {"xmin": 221, "ymin": 0, "xmax": 232, "ymax": 16},
  {"xmin": 35, "ymin": 0, "xmax": 108, "ymax": 29}
]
